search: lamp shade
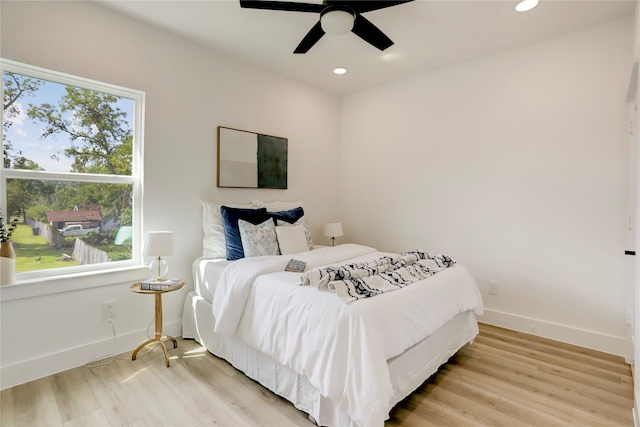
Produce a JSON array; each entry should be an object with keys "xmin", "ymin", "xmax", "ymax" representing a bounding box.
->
[
  {"xmin": 323, "ymin": 222, "xmax": 344, "ymax": 238},
  {"xmin": 142, "ymin": 231, "xmax": 176, "ymax": 257}
]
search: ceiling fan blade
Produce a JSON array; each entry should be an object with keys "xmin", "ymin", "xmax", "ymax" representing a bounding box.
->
[
  {"xmin": 239, "ymin": 0, "xmax": 323, "ymax": 13},
  {"xmin": 351, "ymin": 15, "xmax": 393, "ymax": 51},
  {"xmin": 294, "ymin": 21, "xmax": 325, "ymax": 54},
  {"xmin": 338, "ymin": 0, "xmax": 414, "ymax": 14}
]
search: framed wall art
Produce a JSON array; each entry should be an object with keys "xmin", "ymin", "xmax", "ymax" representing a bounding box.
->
[{"xmin": 217, "ymin": 126, "xmax": 288, "ymax": 189}]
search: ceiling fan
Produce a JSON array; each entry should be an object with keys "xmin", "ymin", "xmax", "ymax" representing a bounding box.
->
[{"xmin": 239, "ymin": 0, "xmax": 414, "ymax": 54}]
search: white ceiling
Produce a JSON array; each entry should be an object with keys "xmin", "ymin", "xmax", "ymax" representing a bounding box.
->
[{"xmin": 97, "ymin": 0, "xmax": 636, "ymax": 96}]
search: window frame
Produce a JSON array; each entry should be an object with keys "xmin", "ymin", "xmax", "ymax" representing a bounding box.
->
[{"xmin": 1, "ymin": 58, "xmax": 145, "ymax": 285}]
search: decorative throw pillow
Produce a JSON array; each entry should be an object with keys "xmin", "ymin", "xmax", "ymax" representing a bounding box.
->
[
  {"xmin": 251, "ymin": 200, "xmax": 304, "ymax": 211},
  {"xmin": 275, "ymin": 224, "xmax": 309, "ymax": 255},
  {"xmin": 238, "ymin": 218, "xmax": 279, "ymax": 257},
  {"xmin": 220, "ymin": 206, "xmax": 269, "ymax": 260},
  {"xmin": 202, "ymin": 201, "xmax": 255, "ymax": 258},
  {"xmin": 269, "ymin": 206, "xmax": 304, "ymax": 224},
  {"xmin": 276, "ymin": 216, "xmax": 313, "ymax": 250}
]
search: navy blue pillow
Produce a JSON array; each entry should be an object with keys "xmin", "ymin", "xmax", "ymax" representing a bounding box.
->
[
  {"xmin": 269, "ymin": 206, "xmax": 304, "ymax": 224},
  {"xmin": 220, "ymin": 206, "xmax": 269, "ymax": 260}
]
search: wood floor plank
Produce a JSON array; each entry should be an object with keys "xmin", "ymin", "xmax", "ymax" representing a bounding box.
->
[
  {"xmin": 447, "ymin": 354, "xmax": 575, "ymax": 423},
  {"xmin": 62, "ymin": 408, "xmax": 111, "ymax": 427},
  {"xmin": 147, "ymin": 350, "xmax": 255, "ymax": 426},
  {"xmin": 3, "ymin": 377, "xmax": 63, "ymax": 426},
  {"xmin": 571, "ymin": 407, "xmax": 634, "ymax": 427},
  {"xmin": 83, "ymin": 357, "xmax": 152, "ymax": 426},
  {"xmin": 0, "ymin": 323, "xmax": 633, "ymax": 427},
  {"xmin": 479, "ymin": 324, "xmax": 630, "ymax": 375},
  {"xmin": 470, "ymin": 340, "xmax": 633, "ymax": 409},
  {"xmin": 455, "ymin": 345, "xmax": 631, "ymax": 424},
  {"xmin": 107, "ymin": 349, "xmax": 205, "ymax": 427},
  {"xmin": 51, "ymin": 367, "xmax": 99, "ymax": 423},
  {"xmin": 420, "ymin": 382, "xmax": 531, "ymax": 426},
  {"xmin": 436, "ymin": 365, "xmax": 571, "ymax": 427}
]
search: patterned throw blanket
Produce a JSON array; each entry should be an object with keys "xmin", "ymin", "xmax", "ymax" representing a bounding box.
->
[{"xmin": 300, "ymin": 250, "xmax": 456, "ymax": 302}]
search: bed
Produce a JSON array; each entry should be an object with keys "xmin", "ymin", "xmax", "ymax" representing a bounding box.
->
[{"xmin": 182, "ymin": 201, "xmax": 484, "ymax": 427}]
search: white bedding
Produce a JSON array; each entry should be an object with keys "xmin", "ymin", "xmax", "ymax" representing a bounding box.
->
[
  {"xmin": 192, "ymin": 257, "xmax": 231, "ymax": 303},
  {"xmin": 183, "ymin": 293, "xmax": 478, "ymax": 427},
  {"xmin": 211, "ymin": 244, "xmax": 484, "ymax": 427}
]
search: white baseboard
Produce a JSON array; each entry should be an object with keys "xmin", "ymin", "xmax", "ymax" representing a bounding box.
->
[
  {"xmin": 478, "ymin": 309, "xmax": 629, "ymax": 358},
  {"xmin": 0, "ymin": 320, "xmax": 182, "ymax": 391}
]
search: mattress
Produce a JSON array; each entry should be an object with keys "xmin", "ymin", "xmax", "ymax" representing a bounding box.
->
[{"xmin": 191, "ymin": 257, "xmax": 231, "ymax": 303}]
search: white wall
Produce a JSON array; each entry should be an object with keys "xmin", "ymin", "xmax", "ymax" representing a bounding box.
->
[
  {"xmin": 339, "ymin": 17, "xmax": 634, "ymax": 356},
  {"xmin": 0, "ymin": 1, "xmax": 341, "ymax": 389}
]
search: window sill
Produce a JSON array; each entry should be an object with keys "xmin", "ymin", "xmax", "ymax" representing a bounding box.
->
[{"xmin": 0, "ymin": 265, "xmax": 149, "ymax": 302}]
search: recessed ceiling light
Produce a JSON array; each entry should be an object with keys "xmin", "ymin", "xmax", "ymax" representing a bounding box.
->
[
  {"xmin": 515, "ymin": 0, "xmax": 538, "ymax": 12},
  {"xmin": 333, "ymin": 67, "xmax": 347, "ymax": 75}
]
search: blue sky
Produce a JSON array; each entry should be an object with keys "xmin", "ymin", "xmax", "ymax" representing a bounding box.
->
[{"xmin": 3, "ymin": 73, "xmax": 134, "ymax": 173}]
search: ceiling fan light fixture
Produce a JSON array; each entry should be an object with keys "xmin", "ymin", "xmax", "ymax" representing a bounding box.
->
[
  {"xmin": 515, "ymin": 0, "xmax": 539, "ymax": 12},
  {"xmin": 240, "ymin": 0, "xmax": 410, "ymax": 54},
  {"xmin": 321, "ymin": 9, "xmax": 355, "ymax": 35}
]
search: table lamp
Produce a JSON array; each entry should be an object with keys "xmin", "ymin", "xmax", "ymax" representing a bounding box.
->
[
  {"xmin": 142, "ymin": 231, "xmax": 176, "ymax": 281},
  {"xmin": 323, "ymin": 222, "xmax": 343, "ymax": 247}
]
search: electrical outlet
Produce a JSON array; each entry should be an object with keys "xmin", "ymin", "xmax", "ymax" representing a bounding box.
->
[
  {"xmin": 488, "ymin": 281, "xmax": 498, "ymax": 295},
  {"xmin": 103, "ymin": 300, "xmax": 116, "ymax": 319},
  {"xmin": 627, "ymin": 311, "xmax": 632, "ymax": 327}
]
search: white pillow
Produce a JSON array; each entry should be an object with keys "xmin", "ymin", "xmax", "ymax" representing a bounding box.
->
[
  {"xmin": 276, "ymin": 217, "xmax": 313, "ymax": 250},
  {"xmin": 251, "ymin": 200, "xmax": 304, "ymax": 212},
  {"xmin": 275, "ymin": 225, "xmax": 309, "ymax": 255},
  {"xmin": 201, "ymin": 201, "xmax": 254, "ymax": 258},
  {"xmin": 238, "ymin": 218, "xmax": 280, "ymax": 257}
]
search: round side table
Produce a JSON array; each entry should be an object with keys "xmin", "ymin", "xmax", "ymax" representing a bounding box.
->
[{"xmin": 130, "ymin": 280, "xmax": 186, "ymax": 367}]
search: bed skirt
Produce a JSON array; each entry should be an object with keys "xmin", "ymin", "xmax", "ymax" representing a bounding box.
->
[{"xmin": 182, "ymin": 291, "xmax": 478, "ymax": 427}]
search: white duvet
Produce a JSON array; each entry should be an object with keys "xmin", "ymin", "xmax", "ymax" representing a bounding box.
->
[{"xmin": 212, "ymin": 244, "xmax": 484, "ymax": 427}]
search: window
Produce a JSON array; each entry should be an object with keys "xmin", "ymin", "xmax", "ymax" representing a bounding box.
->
[{"xmin": 1, "ymin": 59, "xmax": 144, "ymax": 280}]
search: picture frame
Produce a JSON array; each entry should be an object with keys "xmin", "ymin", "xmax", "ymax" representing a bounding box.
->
[{"xmin": 217, "ymin": 126, "xmax": 288, "ymax": 189}]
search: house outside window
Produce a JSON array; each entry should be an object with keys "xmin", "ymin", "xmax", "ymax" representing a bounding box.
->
[{"xmin": 1, "ymin": 59, "xmax": 144, "ymax": 280}]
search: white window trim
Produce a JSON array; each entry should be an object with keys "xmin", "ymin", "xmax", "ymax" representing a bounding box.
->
[
  {"xmin": 1, "ymin": 58, "xmax": 145, "ymax": 294},
  {"xmin": 0, "ymin": 265, "xmax": 149, "ymax": 302}
]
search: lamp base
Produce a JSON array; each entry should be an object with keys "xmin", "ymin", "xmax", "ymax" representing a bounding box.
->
[{"xmin": 149, "ymin": 257, "xmax": 169, "ymax": 282}]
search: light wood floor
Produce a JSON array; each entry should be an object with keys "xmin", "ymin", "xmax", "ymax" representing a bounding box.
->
[{"xmin": 1, "ymin": 323, "xmax": 633, "ymax": 426}]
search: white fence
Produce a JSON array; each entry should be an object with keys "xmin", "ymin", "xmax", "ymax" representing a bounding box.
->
[
  {"xmin": 24, "ymin": 218, "xmax": 53, "ymax": 242},
  {"xmin": 73, "ymin": 238, "xmax": 108, "ymax": 265}
]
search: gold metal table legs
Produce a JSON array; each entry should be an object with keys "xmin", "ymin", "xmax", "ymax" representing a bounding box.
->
[{"xmin": 131, "ymin": 292, "xmax": 177, "ymax": 367}]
